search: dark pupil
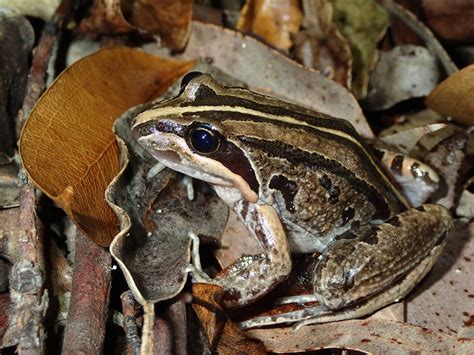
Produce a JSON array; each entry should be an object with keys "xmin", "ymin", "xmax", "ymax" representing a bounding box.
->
[{"xmin": 191, "ymin": 129, "xmax": 218, "ymax": 154}]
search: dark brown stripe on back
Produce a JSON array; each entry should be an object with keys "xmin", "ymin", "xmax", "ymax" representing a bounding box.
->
[
  {"xmin": 181, "ymin": 110, "xmax": 395, "ymax": 199},
  {"xmin": 180, "ymin": 84, "xmax": 359, "ymax": 137},
  {"xmin": 240, "ymin": 137, "xmax": 393, "ymax": 220}
]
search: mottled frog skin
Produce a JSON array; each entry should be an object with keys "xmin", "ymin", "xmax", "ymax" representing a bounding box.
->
[{"xmin": 132, "ymin": 73, "xmax": 453, "ymax": 327}]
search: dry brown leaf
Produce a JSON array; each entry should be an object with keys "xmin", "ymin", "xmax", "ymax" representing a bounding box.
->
[
  {"xmin": 427, "ymin": 64, "xmax": 474, "ymax": 126},
  {"xmin": 192, "ymin": 284, "xmax": 267, "ymax": 354},
  {"xmin": 237, "ymin": 0, "xmax": 303, "ymax": 50},
  {"xmin": 109, "ymin": 108, "xmax": 228, "ymax": 304},
  {"xmin": 407, "ymin": 221, "xmax": 474, "ymax": 336},
  {"xmin": 425, "ymin": 128, "xmax": 472, "ymax": 209},
  {"xmin": 20, "ymin": 47, "xmax": 195, "ymax": 246},
  {"xmin": 79, "ymin": 0, "xmax": 135, "ymax": 33},
  {"xmin": 293, "ymin": 0, "xmax": 352, "ymax": 87},
  {"xmin": 422, "ymin": 0, "xmax": 474, "ymax": 42},
  {"xmin": 79, "ymin": 0, "xmax": 193, "ymax": 50},
  {"xmin": 246, "ymin": 318, "xmax": 474, "ymax": 353},
  {"xmin": 128, "ymin": 0, "xmax": 193, "ymax": 50},
  {"xmin": 214, "ymin": 211, "xmax": 261, "ymax": 269}
]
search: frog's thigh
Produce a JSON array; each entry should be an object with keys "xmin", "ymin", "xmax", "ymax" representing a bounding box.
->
[{"xmin": 314, "ymin": 204, "xmax": 453, "ymax": 310}]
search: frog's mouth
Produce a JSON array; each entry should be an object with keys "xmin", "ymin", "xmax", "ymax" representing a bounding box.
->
[
  {"xmin": 138, "ymin": 135, "xmax": 234, "ymax": 188},
  {"xmin": 159, "ymin": 152, "xmax": 234, "ymax": 188},
  {"xmin": 137, "ymin": 133, "xmax": 259, "ymax": 203}
]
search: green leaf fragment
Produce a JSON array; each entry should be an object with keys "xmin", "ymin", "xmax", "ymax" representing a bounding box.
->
[{"xmin": 333, "ymin": 0, "xmax": 390, "ymax": 98}]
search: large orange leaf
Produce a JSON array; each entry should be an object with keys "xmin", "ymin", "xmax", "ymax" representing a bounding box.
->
[{"xmin": 20, "ymin": 47, "xmax": 195, "ymax": 246}]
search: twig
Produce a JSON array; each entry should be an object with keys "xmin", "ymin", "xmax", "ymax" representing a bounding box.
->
[
  {"xmin": 2, "ymin": 177, "xmax": 48, "ymax": 353},
  {"xmin": 3, "ymin": 1, "xmax": 73, "ymax": 351},
  {"xmin": 16, "ymin": 0, "xmax": 74, "ymax": 132},
  {"xmin": 378, "ymin": 0, "xmax": 458, "ymax": 75},
  {"xmin": 153, "ymin": 300, "xmax": 188, "ymax": 355},
  {"xmin": 141, "ymin": 303, "xmax": 155, "ymax": 355},
  {"xmin": 62, "ymin": 229, "xmax": 111, "ymax": 354},
  {"xmin": 121, "ymin": 291, "xmax": 141, "ymax": 355}
]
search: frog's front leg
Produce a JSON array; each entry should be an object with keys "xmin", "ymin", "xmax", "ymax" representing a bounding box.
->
[
  {"xmin": 213, "ymin": 201, "xmax": 292, "ymax": 308},
  {"xmin": 314, "ymin": 204, "xmax": 453, "ymax": 312}
]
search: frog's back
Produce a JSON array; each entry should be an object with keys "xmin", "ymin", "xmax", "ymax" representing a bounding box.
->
[{"xmin": 144, "ymin": 75, "xmax": 409, "ymax": 252}]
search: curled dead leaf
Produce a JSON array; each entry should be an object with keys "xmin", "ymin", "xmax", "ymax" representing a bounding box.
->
[
  {"xmin": 79, "ymin": 0, "xmax": 193, "ymax": 50},
  {"xmin": 192, "ymin": 284, "xmax": 267, "ymax": 354},
  {"xmin": 332, "ymin": 0, "xmax": 390, "ymax": 99},
  {"xmin": 128, "ymin": 0, "xmax": 193, "ymax": 50},
  {"xmin": 237, "ymin": 0, "xmax": 303, "ymax": 50},
  {"xmin": 20, "ymin": 46, "xmax": 195, "ymax": 246},
  {"xmin": 108, "ymin": 107, "xmax": 228, "ymax": 304}
]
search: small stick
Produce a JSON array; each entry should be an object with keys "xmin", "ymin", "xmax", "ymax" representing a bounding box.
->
[
  {"xmin": 121, "ymin": 291, "xmax": 141, "ymax": 355},
  {"xmin": 2, "ymin": 180, "xmax": 47, "ymax": 354},
  {"xmin": 62, "ymin": 229, "xmax": 111, "ymax": 354},
  {"xmin": 5, "ymin": 1, "xmax": 73, "ymax": 351},
  {"xmin": 141, "ymin": 303, "xmax": 155, "ymax": 355}
]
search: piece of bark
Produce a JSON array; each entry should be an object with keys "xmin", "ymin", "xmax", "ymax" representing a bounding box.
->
[
  {"xmin": 62, "ymin": 229, "xmax": 111, "ymax": 354},
  {"xmin": 2, "ymin": 179, "xmax": 47, "ymax": 353},
  {"xmin": 0, "ymin": 292, "xmax": 9, "ymax": 343},
  {"xmin": 153, "ymin": 301, "xmax": 188, "ymax": 355},
  {"xmin": 0, "ymin": 15, "xmax": 33, "ymax": 156}
]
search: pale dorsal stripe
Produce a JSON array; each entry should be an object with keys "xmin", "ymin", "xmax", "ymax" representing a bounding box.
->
[{"xmin": 134, "ymin": 105, "xmax": 410, "ymax": 207}]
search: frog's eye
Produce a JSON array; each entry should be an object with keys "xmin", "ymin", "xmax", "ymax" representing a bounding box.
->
[{"xmin": 187, "ymin": 125, "xmax": 221, "ymax": 155}]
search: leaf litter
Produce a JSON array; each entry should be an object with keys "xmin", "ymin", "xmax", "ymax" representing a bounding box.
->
[{"xmin": 9, "ymin": 0, "xmax": 474, "ymax": 353}]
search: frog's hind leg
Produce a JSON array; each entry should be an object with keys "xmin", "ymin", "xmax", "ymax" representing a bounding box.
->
[
  {"xmin": 239, "ymin": 204, "xmax": 452, "ymax": 329},
  {"xmin": 239, "ymin": 234, "xmax": 446, "ymax": 330},
  {"xmin": 312, "ymin": 204, "xmax": 452, "ymax": 312}
]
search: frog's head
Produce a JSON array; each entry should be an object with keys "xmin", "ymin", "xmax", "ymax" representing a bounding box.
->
[{"xmin": 131, "ymin": 73, "xmax": 260, "ymax": 203}]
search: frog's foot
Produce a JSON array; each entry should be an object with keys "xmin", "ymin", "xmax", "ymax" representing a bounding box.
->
[
  {"xmin": 146, "ymin": 162, "xmax": 167, "ymax": 179},
  {"xmin": 275, "ymin": 294, "xmax": 319, "ymax": 306},
  {"xmin": 182, "ymin": 175, "xmax": 194, "ymax": 201},
  {"xmin": 185, "ymin": 231, "xmax": 215, "ymax": 284}
]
